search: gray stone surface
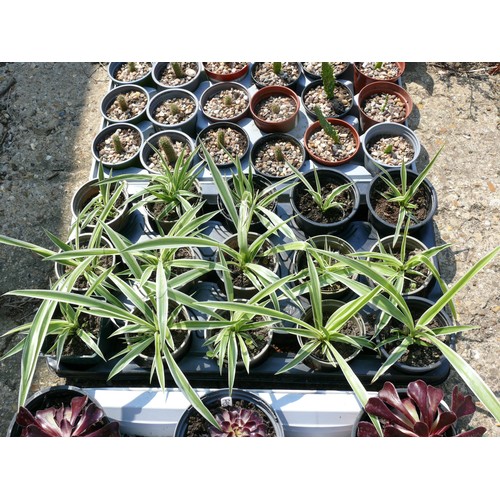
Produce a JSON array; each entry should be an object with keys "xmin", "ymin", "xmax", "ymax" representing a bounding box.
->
[{"xmin": 0, "ymin": 62, "xmax": 498, "ymax": 437}]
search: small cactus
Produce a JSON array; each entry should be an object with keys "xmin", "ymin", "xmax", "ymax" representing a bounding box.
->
[
  {"xmin": 272, "ymin": 62, "xmax": 282, "ymax": 74},
  {"xmin": 209, "ymin": 407, "xmax": 268, "ymax": 437},
  {"xmin": 117, "ymin": 94, "xmax": 129, "ymax": 112},
  {"xmin": 216, "ymin": 130, "xmax": 226, "ymax": 149},
  {"xmin": 112, "ymin": 132, "xmax": 124, "ymax": 154},
  {"xmin": 270, "ymin": 102, "xmax": 281, "ymax": 114},
  {"xmin": 274, "ymin": 146, "xmax": 285, "ymax": 162},
  {"xmin": 383, "ymin": 143, "xmax": 394, "ymax": 154},
  {"xmin": 314, "ymin": 106, "xmax": 340, "ymax": 144},
  {"xmin": 127, "ymin": 62, "xmax": 137, "ymax": 73},
  {"xmin": 321, "ymin": 62, "xmax": 336, "ymax": 100},
  {"xmin": 158, "ymin": 136, "xmax": 178, "ymax": 165},
  {"xmin": 380, "ymin": 93, "xmax": 390, "ymax": 112},
  {"xmin": 374, "ymin": 62, "xmax": 383, "ymax": 70},
  {"xmin": 223, "ymin": 94, "xmax": 233, "ymax": 106},
  {"xmin": 170, "ymin": 103, "xmax": 181, "ymax": 115},
  {"xmin": 171, "ymin": 62, "xmax": 185, "ymax": 79}
]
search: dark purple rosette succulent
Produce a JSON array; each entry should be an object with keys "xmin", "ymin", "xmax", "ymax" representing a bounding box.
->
[
  {"xmin": 209, "ymin": 407, "xmax": 268, "ymax": 437},
  {"xmin": 356, "ymin": 379, "xmax": 487, "ymax": 437},
  {"xmin": 15, "ymin": 395, "xmax": 120, "ymax": 437}
]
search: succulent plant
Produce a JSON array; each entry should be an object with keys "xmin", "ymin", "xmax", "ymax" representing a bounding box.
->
[
  {"xmin": 209, "ymin": 406, "xmax": 268, "ymax": 437},
  {"xmin": 170, "ymin": 102, "xmax": 181, "ymax": 115},
  {"xmin": 117, "ymin": 94, "xmax": 129, "ymax": 112},
  {"xmin": 356, "ymin": 380, "xmax": 487, "ymax": 437},
  {"xmin": 314, "ymin": 105, "xmax": 340, "ymax": 144},
  {"xmin": 15, "ymin": 394, "xmax": 120, "ymax": 437},
  {"xmin": 321, "ymin": 61, "xmax": 337, "ymax": 100},
  {"xmin": 271, "ymin": 102, "xmax": 281, "ymax": 114},
  {"xmin": 127, "ymin": 62, "xmax": 137, "ymax": 73},
  {"xmin": 171, "ymin": 62, "xmax": 185, "ymax": 79},
  {"xmin": 158, "ymin": 136, "xmax": 178, "ymax": 165},
  {"xmin": 216, "ymin": 129, "xmax": 226, "ymax": 149},
  {"xmin": 272, "ymin": 61, "xmax": 282, "ymax": 75},
  {"xmin": 223, "ymin": 94, "xmax": 233, "ymax": 106},
  {"xmin": 112, "ymin": 132, "xmax": 124, "ymax": 154},
  {"xmin": 274, "ymin": 145, "xmax": 285, "ymax": 162}
]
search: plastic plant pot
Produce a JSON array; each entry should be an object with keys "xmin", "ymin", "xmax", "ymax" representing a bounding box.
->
[
  {"xmin": 357, "ymin": 80, "xmax": 413, "ymax": 133},
  {"xmin": 361, "ymin": 121, "xmax": 421, "ymax": 176},
  {"xmin": 290, "ymin": 168, "xmax": 361, "ymax": 236},
  {"xmin": 146, "ymin": 88, "xmax": 199, "ymax": 136},
  {"xmin": 301, "ymin": 62, "xmax": 352, "ymax": 81},
  {"xmin": 108, "ymin": 62, "xmax": 153, "ymax": 86},
  {"xmin": 199, "ymin": 81, "xmax": 250, "ymax": 123},
  {"xmin": 202, "ymin": 62, "xmax": 249, "ymax": 82},
  {"xmin": 92, "ymin": 122, "xmax": 144, "ymax": 170},
  {"xmin": 353, "ymin": 62, "xmax": 406, "ymax": 94},
  {"xmin": 151, "ymin": 62, "xmax": 203, "ymax": 92},
  {"xmin": 303, "ymin": 118, "xmax": 361, "ymax": 167},
  {"xmin": 301, "ymin": 79, "xmax": 354, "ymax": 121},
  {"xmin": 250, "ymin": 62, "xmax": 303, "ymax": 90},
  {"xmin": 250, "ymin": 85, "xmax": 301, "ymax": 133},
  {"xmin": 100, "ymin": 84, "xmax": 155, "ymax": 125}
]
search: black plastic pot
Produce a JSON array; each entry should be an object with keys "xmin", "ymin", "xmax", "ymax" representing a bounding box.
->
[
  {"xmin": 91, "ymin": 122, "xmax": 144, "ymax": 170},
  {"xmin": 71, "ymin": 178, "xmax": 130, "ymax": 233},
  {"xmin": 199, "ymin": 81, "xmax": 251, "ymax": 123},
  {"xmin": 291, "ymin": 234, "xmax": 357, "ymax": 300},
  {"xmin": 215, "ymin": 233, "xmax": 280, "ymax": 300},
  {"xmin": 366, "ymin": 168, "xmax": 438, "ymax": 236},
  {"xmin": 367, "ymin": 234, "xmax": 436, "ymax": 297},
  {"xmin": 196, "ymin": 121, "xmax": 250, "ymax": 168},
  {"xmin": 100, "ymin": 84, "xmax": 156, "ymax": 125},
  {"xmin": 108, "ymin": 62, "xmax": 154, "ymax": 86},
  {"xmin": 152, "ymin": 62, "xmax": 203, "ymax": 92},
  {"xmin": 298, "ymin": 299, "xmax": 366, "ymax": 370},
  {"xmin": 249, "ymin": 132, "xmax": 306, "ymax": 181},
  {"xmin": 250, "ymin": 62, "xmax": 303, "ymax": 90},
  {"xmin": 7, "ymin": 385, "xmax": 116, "ymax": 437},
  {"xmin": 301, "ymin": 79, "xmax": 354, "ymax": 120},
  {"xmin": 216, "ymin": 174, "xmax": 278, "ymax": 234},
  {"xmin": 42, "ymin": 317, "xmax": 116, "ymax": 369},
  {"xmin": 290, "ymin": 168, "xmax": 361, "ymax": 236},
  {"xmin": 146, "ymin": 88, "xmax": 199, "ymax": 136},
  {"xmin": 139, "ymin": 129, "xmax": 195, "ymax": 174},
  {"xmin": 376, "ymin": 296, "xmax": 453, "ymax": 376},
  {"xmin": 70, "ymin": 177, "xmax": 131, "ymax": 233},
  {"xmin": 174, "ymin": 388, "xmax": 285, "ymax": 437}
]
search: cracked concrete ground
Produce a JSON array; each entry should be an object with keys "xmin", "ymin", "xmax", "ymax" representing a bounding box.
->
[{"xmin": 0, "ymin": 62, "xmax": 498, "ymax": 436}]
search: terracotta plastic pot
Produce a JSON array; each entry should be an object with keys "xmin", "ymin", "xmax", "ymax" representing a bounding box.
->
[
  {"xmin": 250, "ymin": 85, "xmax": 301, "ymax": 133},
  {"xmin": 202, "ymin": 62, "xmax": 249, "ymax": 82},
  {"xmin": 357, "ymin": 81, "xmax": 413, "ymax": 133},
  {"xmin": 303, "ymin": 118, "xmax": 360, "ymax": 167},
  {"xmin": 353, "ymin": 62, "xmax": 405, "ymax": 93},
  {"xmin": 152, "ymin": 62, "xmax": 203, "ymax": 92},
  {"xmin": 290, "ymin": 168, "xmax": 360, "ymax": 236}
]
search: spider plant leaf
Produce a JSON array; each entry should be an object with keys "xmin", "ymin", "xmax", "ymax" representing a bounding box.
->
[
  {"xmin": 275, "ymin": 340, "xmax": 319, "ymax": 375},
  {"xmin": 227, "ymin": 333, "xmax": 238, "ymax": 395},
  {"xmin": 371, "ymin": 336, "xmax": 414, "ymax": 383},
  {"xmin": 420, "ymin": 332, "xmax": 500, "ymax": 422},
  {"xmin": 108, "ymin": 336, "xmax": 153, "ymax": 380},
  {"xmin": 416, "ymin": 246, "xmax": 499, "ymax": 328}
]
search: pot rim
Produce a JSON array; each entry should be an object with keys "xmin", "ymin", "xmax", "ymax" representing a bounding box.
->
[
  {"xmin": 100, "ymin": 83, "xmax": 151, "ymax": 124},
  {"xmin": 151, "ymin": 61, "xmax": 202, "ymax": 91},
  {"xmin": 199, "ymin": 81, "xmax": 251, "ymax": 123},
  {"xmin": 303, "ymin": 118, "xmax": 361, "ymax": 166},
  {"xmin": 250, "ymin": 62, "xmax": 303, "ymax": 89},
  {"xmin": 146, "ymin": 88, "xmax": 199, "ymax": 129},
  {"xmin": 301, "ymin": 78, "xmax": 354, "ymax": 119}
]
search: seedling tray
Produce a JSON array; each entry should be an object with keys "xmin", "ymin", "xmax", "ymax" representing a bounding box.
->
[{"xmin": 49, "ymin": 62, "xmax": 451, "ymax": 394}]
